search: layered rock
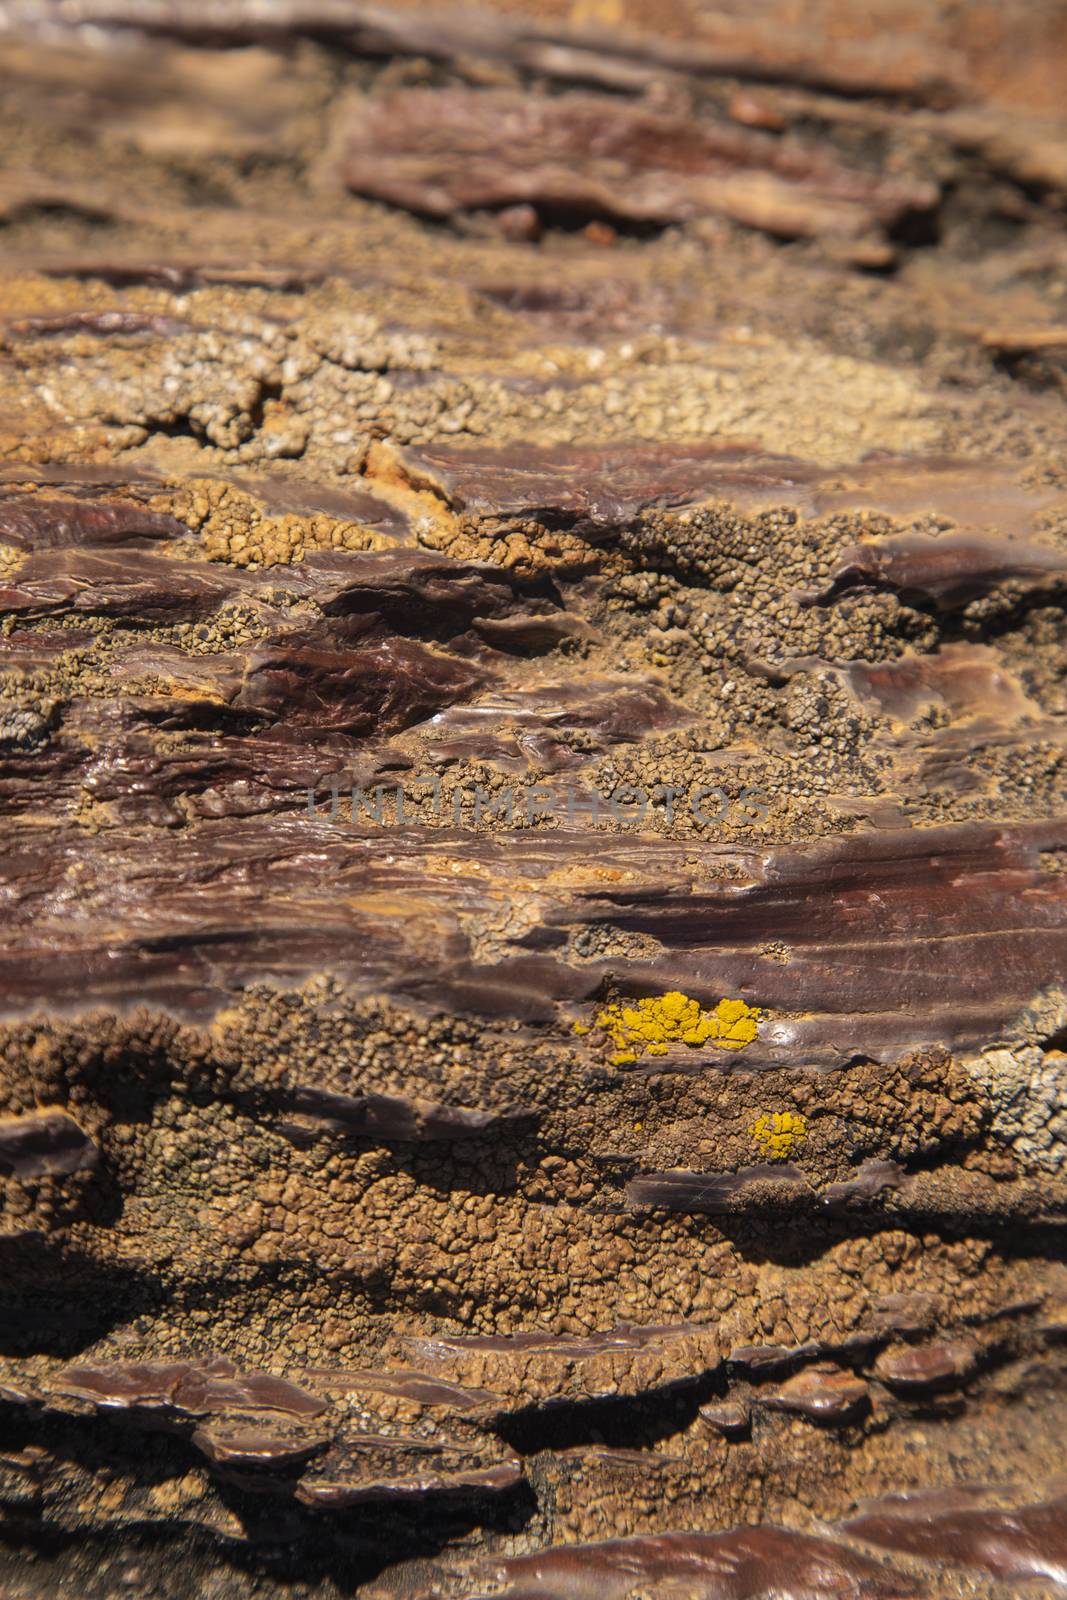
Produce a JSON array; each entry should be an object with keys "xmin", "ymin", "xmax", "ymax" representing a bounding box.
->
[{"xmin": 0, "ymin": 2, "xmax": 1066, "ymax": 1598}]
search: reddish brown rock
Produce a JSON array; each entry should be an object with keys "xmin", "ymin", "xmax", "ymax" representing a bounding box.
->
[
  {"xmin": 729, "ymin": 1343, "xmax": 820, "ymax": 1377},
  {"xmin": 822, "ymin": 1161, "xmax": 907, "ymax": 1210},
  {"xmin": 758, "ymin": 1367, "xmax": 871, "ymax": 1425},
  {"xmin": 699, "ymin": 1399, "xmax": 751, "ymax": 1437},
  {"xmin": 843, "ymin": 645, "xmax": 1046, "ymax": 726},
  {"xmin": 286, "ymin": 1084, "xmax": 529, "ymax": 1142},
  {"xmin": 389, "ymin": 441, "xmax": 818, "ymax": 529},
  {"xmin": 872, "ymin": 1344, "xmax": 977, "ymax": 1394},
  {"xmin": 233, "ymin": 636, "xmax": 488, "ymax": 737},
  {"xmin": 0, "ymin": 1109, "xmax": 98, "ymax": 1179},
  {"xmin": 2, "ymin": 310, "xmax": 195, "ymax": 341},
  {"xmin": 344, "ymin": 87, "xmax": 937, "ymax": 256},
  {"xmin": 0, "ymin": 549, "xmax": 251, "ymax": 623},
  {"xmin": 295, "ymin": 1435, "xmax": 524, "ymax": 1507},
  {"xmin": 301, "ymin": 1368, "xmax": 504, "ymax": 1413},
  {"xmin": 807, "ymin": 534, "xmax": 1067, "ymax": 612},
  {"xmin": 838, "ymin": 1488, "xmax": 1067, "ymax": 1585},
  {"xmin": 462, "ymin": 1527, "xmax": 921, "ymax": 1600},
  {"xmin": 191, "ymin": 1421, "xmax": 329, "ymax": 1472},
  {"xmin": 626, "ymin": 1164, "xmax": 814, "ymax": 1214},
  {"xmin": 49, "ymin": 1359, "xmax": 327, "ymax": 1418},
  {"xmin": 0, "ymin": 495, "xmax": 185, "ymax": 550},
  {"xmin": 0, "ymin": 819, "xmax": 1062, "ymax": 1052}
]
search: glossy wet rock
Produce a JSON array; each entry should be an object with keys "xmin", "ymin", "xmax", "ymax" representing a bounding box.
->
[
  {"xmin": 838, "ymin": 1487, "xmax": 1067, "ymax": 1584},
  {"xmin": 871, "ymin": 1344, "xmax": 977, "ymax": 1394},
  {"xmin": 48, "ymin": 1359, "xmax": 328, "ymax": 1418},
  {"xmin": 699, "ymin": 1400, "xmax": 751, "ymax": 1438},
  {"xmin": 190, "ymin": 1421, "xmax": 330, "ymax": 1473},
  {"xmin": 808, "ymin": 535, "xmax": 1067, "ymax": 611},
  {"xmin": 458, "ymin": 1527, "xmax": 921, "ymax": 1600},
  {"xmin": 294, "ymin": 1435, "xmax": 524, "ymax": 1508},
  {"xmin": 0, "ymin": 1109, "xmax": 98, "ymax": 1178},
  {"xmin": 757, "ymin": 1367, "xmax": 871, "ymax": 1425},
  {"xmin": 300, "ymin": 1367, "xmax": 504, "ymax": 1414},
  {"xmin": 0, "ymin": 495, "xmax": 185, "ymax": 550},
  {"xmin": 0, "ymin": 820, "xmax": 1062, "ymax": 1052},
  {"xmin": 389, "ymin": 441, "xmax": 823, "ymax": 528}
]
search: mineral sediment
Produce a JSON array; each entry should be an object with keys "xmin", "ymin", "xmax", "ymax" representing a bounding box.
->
[{"xmin": 0, "ymin": 2, "xmax": 1066, "ymax": 1598}]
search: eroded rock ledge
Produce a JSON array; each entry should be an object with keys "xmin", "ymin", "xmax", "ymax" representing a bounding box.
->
[{"xmin": 0, "ymin": 1, "xmax": 1066, "ymax": 1597}]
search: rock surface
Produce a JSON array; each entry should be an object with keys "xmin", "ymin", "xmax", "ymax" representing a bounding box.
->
[{"xmin": 0, "ymin": 2, "xmax": 1066, "ymax": 1598}]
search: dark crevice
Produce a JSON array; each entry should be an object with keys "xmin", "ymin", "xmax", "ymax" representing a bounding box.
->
[
  {"xmin": 884, "ymin": 198, "xmax": 943, "ymax": 253},
  {"xmin": 0, "ymin": 1241, "xmax": 159, "ymax": 1359},
  {"xmin": 135, "ymin": 415, "xmax": 206, "ymax": 446},
  {"xmin": 991, "ymin": 347, "xmax": 1067, "ymax": 395},
  {"xmin": 0, "ymin": 1406, "xmax": 538, "ymax": 1589},
  {"xmin": 246, "ymin": 378, "xmax": 284, "ymax": 434},
  {"xmin": 0, "ymin": 200, "xmax": 118, "ymax": 231},
  {"xmin": 499, "ymin": 1371, "xmax": 722, "ymax": 1454}
]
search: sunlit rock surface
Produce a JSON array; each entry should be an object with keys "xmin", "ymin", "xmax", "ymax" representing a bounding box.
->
[{"xmin": 0, "ymin": 2, "xmax": 1066, "ymax": 1597}]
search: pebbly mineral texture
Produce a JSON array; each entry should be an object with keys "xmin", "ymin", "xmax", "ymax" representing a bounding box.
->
[{"xmin": 0, "ymin": 2, "xmax": 1066, "ymax": 1597}]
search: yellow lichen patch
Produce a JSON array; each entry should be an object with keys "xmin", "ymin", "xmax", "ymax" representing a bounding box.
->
[
  {"xmin": 711, "ymin": 997, "xmax": 762, "ymax": 1050},
  {"xmin": 591, "ymin": 991, "xmax": 761, "ymax": 1062},
  {"xmin": 154, "ymin": 478, "xmax": 392, "ymax": 568},
  {"xmin": 750, "ymin": 1110, "xmax": 807, "ymax": 1160}
]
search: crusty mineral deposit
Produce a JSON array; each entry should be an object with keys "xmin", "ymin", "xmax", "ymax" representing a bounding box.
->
[{"xmin": 0, "ymin": 2, "xmax": 1066, "ymax": 1597}]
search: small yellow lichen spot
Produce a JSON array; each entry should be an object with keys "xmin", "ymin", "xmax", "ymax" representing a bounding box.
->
[
  {"xmin": 750, "ymin": 1110, "xmax": 807, "ymax": 1160},
  {"xmin": 572, "ymin": 1021, "xmax": 590, "ymax": 1036},
  {"xmin": 590, "ymin": 992, "xmax": 761, "ymax": 1062}
]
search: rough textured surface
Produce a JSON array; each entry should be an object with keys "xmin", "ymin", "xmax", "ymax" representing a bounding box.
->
[{"xmin": 0, "ymin": 2, "xmax": 1066, "ymax": 1598}]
